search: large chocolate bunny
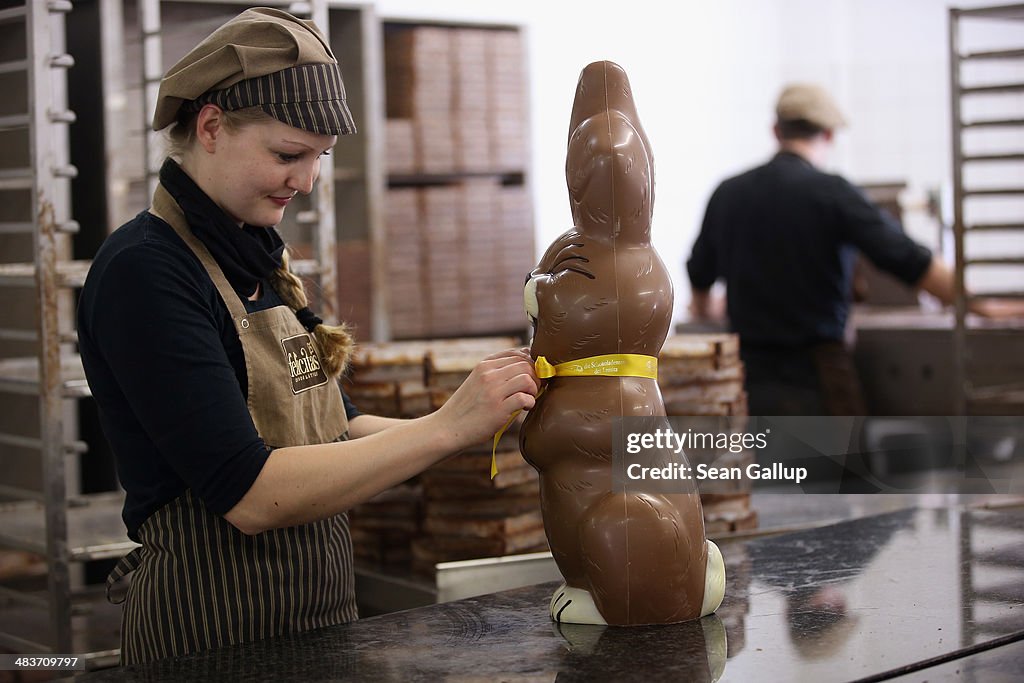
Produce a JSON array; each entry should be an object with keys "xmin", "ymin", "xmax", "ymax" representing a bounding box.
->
[{"xmin": 521, "ymin": 61, "xmax": 725, "ymax": 625}]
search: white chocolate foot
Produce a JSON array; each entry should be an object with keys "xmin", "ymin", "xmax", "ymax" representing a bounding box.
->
[
  {"xmin": 700, "ymin": 540, "xmax": 726, "ymax": 617},
  {"xmin": 549, "ymin": 583, "xmax": 608, "ymax": 625}
]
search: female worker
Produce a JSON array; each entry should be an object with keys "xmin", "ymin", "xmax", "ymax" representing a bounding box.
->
[{"xmin": 78, "ymin": 8, "xmax": 538, "ymax": 665}]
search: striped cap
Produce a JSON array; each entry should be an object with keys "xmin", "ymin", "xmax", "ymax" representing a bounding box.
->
[
  {"xmin": 153, "ymin": 7, "xmax": 356, "ymax": 136},
  {"xmin": 182, "ymin": 63, "xmax": 355, "ymax": 135}
]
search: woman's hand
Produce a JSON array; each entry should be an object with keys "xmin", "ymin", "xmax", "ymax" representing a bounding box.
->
[
  {"xmin": 228, "ymin": 348, "xmax": 539, "ymax": 534},
  {"xmin": 433, "ymin": 348, "xmax": 540, "ymax": 451}
]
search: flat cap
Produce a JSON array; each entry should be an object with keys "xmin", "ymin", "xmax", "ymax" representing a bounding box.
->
[
  {"xmin": 775, "ymin": 83, "xmax": 847, "ymax": 130},
  {"xmin": 153, "ymin": 7, "xmax": 355, "ymax": 136}
]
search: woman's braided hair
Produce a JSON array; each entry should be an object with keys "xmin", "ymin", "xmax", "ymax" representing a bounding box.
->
[{"xmin": 270, "ymin": 248, "xmax": 354, "ymax": 378}]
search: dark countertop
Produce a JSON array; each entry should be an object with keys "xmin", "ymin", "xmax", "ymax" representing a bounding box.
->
[{"xmin": 79, "ymin": 504, "xmax": 1024, "ymax": 682}]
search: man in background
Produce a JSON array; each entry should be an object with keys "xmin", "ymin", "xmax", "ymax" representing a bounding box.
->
[{"xmin": 686, "ymin": 83, "xmax": 964, "ymax": 416}]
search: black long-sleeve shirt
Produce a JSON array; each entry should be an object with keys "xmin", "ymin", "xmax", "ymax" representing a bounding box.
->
[
  {"xmin": 78, "ymin": 211, "xmax": 360, "ymax": 540},
  {"xmin": 687, "ymin": 152, "xmax": 932, "ymax": 347}
]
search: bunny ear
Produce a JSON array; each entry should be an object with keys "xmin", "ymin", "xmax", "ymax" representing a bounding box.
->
[
  {"xmin": 566, "ymin": 112, "xmax": 653, "ymax": 243},
  {"xmin": 569, "ymin": 61, "xmax": 654, "ymax": 172},
  {"xmin": 567, "ymin": 62, "xmax": 654, "ymax": 244}
]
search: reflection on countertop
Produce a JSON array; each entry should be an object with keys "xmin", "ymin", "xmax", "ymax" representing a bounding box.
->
[
  {"xmin": 747, "ymin": 490, "xmax": 1024, "ymax": 535},
  {"xmin": 721, "ymin": 504, "xmax": 1024, "ymax": 682},
  {"xmin": 79, "ymin": 501, "xmax": 1024, "ymax": 683}
]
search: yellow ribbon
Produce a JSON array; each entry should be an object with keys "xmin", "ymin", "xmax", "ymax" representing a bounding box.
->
[
  {"xmin": 491, "ymin": 411, "xmax": 520, "ymax": 479},
  {"xmin": 534, "ymin": 353, "xmax": 658, "ymax": 380},
  {"xmin": 491, "ymin": 385, "xmax": 546, "ymax": 479},
  {"xmin": 490, "ymin": 354, "xmax": 658, "ymax": 479}
]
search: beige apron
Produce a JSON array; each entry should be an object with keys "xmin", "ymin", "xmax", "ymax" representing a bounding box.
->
[{"xmin": 106, "ymin": 184, "xmax": 357, "ymax": 665}]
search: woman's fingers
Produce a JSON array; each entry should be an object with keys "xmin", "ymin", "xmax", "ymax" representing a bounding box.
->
[
  {"xmin": 501, "ymin": 371, "xmax": 540, "ymax": 399},
  {"xmin": 501, "ymin": 389, "xmax": 536, "ymax": 415},
  {"xmin": 481, "ymin": 347, "xmax": 534, "ymax": 367},
  {"xmin": 478, "ymin": 350, "xmax": 540, "ymax": 393},
  {"xmin": 438, "ymin": 348, "xmax": 541, "ymax": 449}
]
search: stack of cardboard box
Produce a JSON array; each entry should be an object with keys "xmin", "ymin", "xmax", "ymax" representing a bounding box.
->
[
  {"xmin": 459, "ymin": 179, "xmax": 519, "ymax": 335},
  {"xmin": 383, "ymin": 25, "xmax": 526, "ymax": 175},
  {"xmin": 421, "ymin": 187, "xmax": 464, "ymax": 337},
  {"xmin": 384, "ymin": 26, "xmax": 455, "ymax": 173},
  {"xmin": 382, "ymin": 182, "xmax": 534, "ymax": 339},
  {"xmin": 487, "ymin": 30, "xmax": 526, "ymax": 170},
  {"xmin": 385, "ymin": 119, "xmax": 416, "ymax": 175},
  {"xmin": 381, "ymin": 24, "xmax": 532, "ymax": 340},
  {"xmin": 498, "ymin": 185, "xmax": 535, "ymax": 322},
  {"xmin": 335, "ymin": 239, "xmax": 372, "ymax": 339},
  {"xmin": 452, "ymin": 29, "xmax": 492, "ymax": 172},
  {"xmin": 383, "ymin": 188, "xmax": 426, "ymax": 339}
]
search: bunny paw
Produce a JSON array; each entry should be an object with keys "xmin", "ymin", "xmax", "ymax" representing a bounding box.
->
[
  {"xmin": 549, "ymin": 583, "xmax": 607, "ymax": 625},
  {"xmin": 700, "ymin": 540, "xmax": 726, "ymax": 617}
]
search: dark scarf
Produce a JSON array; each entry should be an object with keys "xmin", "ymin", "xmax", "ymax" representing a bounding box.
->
[{"xmin": 159, "ymin": 159, "xmax": 285, "ymax": 298}]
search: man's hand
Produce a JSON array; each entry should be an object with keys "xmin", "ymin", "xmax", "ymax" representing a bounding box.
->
[
  {"xmin": 688, "ymin": 289, "xmax": 727, "ymax": 322},
  {"xmin": 969, "ymin": 298, "xmax": 1024, "ymax": 319}
]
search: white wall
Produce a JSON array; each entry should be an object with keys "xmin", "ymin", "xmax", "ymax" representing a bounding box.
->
[{"xmin": 373, "ymin": 0, "xmax": 1017, "ymax": 321}]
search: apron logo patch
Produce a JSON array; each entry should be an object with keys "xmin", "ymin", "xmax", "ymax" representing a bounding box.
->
[{"xmin": 281, "ymin": 333, "xmax": 330, "ymax": 394}]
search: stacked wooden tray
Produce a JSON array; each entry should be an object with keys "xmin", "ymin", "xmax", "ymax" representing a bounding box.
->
[
  {"xmin": 660, "ymin": 334, "xmax": 747, "ymax": 416},
  {"xmin": 415, "ymin": 423, "xmax": 545, "ymax": 577},
  {"xmin": 659, "ymin": 334, "xmax": 758, "ymax": 535},
  {"xmin": 344, "ymin": 340, "xmax": 437, "ymax": 568},
  {"xmin": 342, "ymin": 339, "xmax": 433, "ymax": 419},
  {"xmin": 349, "ymin": 483, "xmax": 421, "ymax": 568},
  {"xmin": 346, "ymin": 334, "xmax": 757, "ymax": 572},
  {"xmin": 344, "ymin": 338, "xmax": 544, "ymax": 573},
  {"xmin": 415, "ymin": 344, "xmax": 545, "ymax": 576}
]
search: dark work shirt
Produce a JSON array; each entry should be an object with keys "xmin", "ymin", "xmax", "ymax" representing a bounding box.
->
[
  {"xmin": 78, "ymin": 211, "xmax": 361, "ymax": 540},
  {"xmin": 687, "ymin": 152, "xmax": 932, "ymax": 346}
]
